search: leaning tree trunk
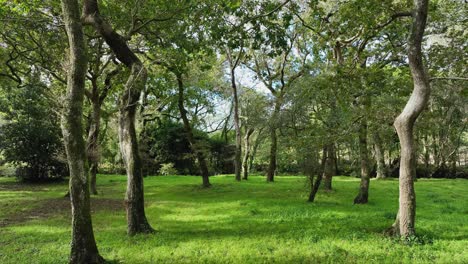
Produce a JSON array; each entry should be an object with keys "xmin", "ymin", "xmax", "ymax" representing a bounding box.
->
[
  {"xmin": 354, "ymin": 119, "xmax": 370, "ymax": 204},
  {"xmin": 177, "ymin": 75, "xmax": 211, "ymax": 187},
  {"xmin": 242, "ymin": 128, "xmax": 254, "ymax": 180},
  {"xmin": 322, "ymin": 144, "xmax": 336, "ymax": 190},
  {"xmin": 60, "ymin": 0, "xmax": 104, "ymax": 262},
  {"xmin": 374, "ymin": 132, "xmax": 387, "ymax": 179},
  {"xmin": 83, "ymin": 0, "xmax": 154, "ymax": 235},
  {"xmin": 390, "ymin": 0, "xmax": 430, "ymax": 238},
  {"xmin": 266, "ymin": 98, "xmax": 282, "ymax": 182}
]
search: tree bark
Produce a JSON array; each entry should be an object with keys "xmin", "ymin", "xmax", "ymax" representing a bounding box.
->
[
  {"xmin": 242, "ymin": 128, "xmax": 254, "ymax": 180},
  {"xmin": 322, "ymin": 144, "xmax": 336, "ymax": 190},
  {"xmin": 119, "ymin": 64, "xmax": 154, "ymax": 235},
  {"xmin": 374, "ymin": 132, "xmax": 387, "ymax": 179},
  {"xmin": 354, "ymin": 119, "xmax": 370, "ymax": 204},
  {"xmin": 82, "ymin": 0, "xmax": 154, "ymax": 236},
  {"xmin": 176, "ymin": 75, "xmax": 211, "ymax": 187},
  {"xmin": 391, "ymin": 0, "xmax": 430, "ymax": 238},
  {"xmin": 60, "ymin": 0, "xmax": 104, "ymax": 262}
]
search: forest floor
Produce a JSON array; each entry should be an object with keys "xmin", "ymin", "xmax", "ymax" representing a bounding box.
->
[{"xmin": 0, "ymin": 175, "xmax": 467, "ymax": 263}]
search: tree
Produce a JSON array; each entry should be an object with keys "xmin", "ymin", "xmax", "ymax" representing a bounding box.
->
[
  {"xmin": 390, "ymin": 0, "xmax": 430, "ymax": 238},
  {"xmin": 85, "ymin": 40, "xmax": 121, "ymax": 194},
  {"xmin": 226, "ymin": 47, "xmax": 243, "ymax": 181},
  {"xmin": 176, "ymin": 72, "xmax": 212, "ymax": 187},
  {"xmin": 60, "ymin": 0, "xmax": 104, "ymax": 262},
  {"xmin": 82, "ymin": 0, "xmax": 154, "ymax": 235},
  {"xmin": 239, "ymin": 89, "xmax": 269, "ymax": 179}
]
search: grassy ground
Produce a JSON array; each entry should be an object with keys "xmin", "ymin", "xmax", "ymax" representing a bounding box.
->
[{"xmin": 0, "ymin": 175, "xmax": 467, "ymax": 263}]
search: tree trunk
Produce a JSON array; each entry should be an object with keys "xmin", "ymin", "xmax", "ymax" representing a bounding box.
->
[
  {"xmin": 87, "ymin": 82, "xmax": 100, "ymax": 195},
  {"xmin": 119, "ymin": 64, "xmax": 154, "ymax": 235},
  {"xmin": 83, "ymin": 0, "xmax": 154, "ymax": 236},
  {"xmin": 242, "ymin": 128, "xmax": 254, "ymax": 180},
  {"xmin": 390, "ymin": 0, "xmax": 430, "ymax": 238},
  {"xmin": 266, "ymin": 99, "xmax": 281, "ymax": 182},
  {"xmin": 374, "ymin": 132, "xmax": 387, "ymax": 179},
  {"xmin": 177, "ymin": 75, "xmax": 211, "ymax": 187},
  {"xmin": 322, "ymin": 144, "xmax": 336, "ymax": 190},
  {"xmin": 60, "ymin": 0, "xmax": 104, "ymax": 262},
  {"xmin": 308, "ymin": 147, "xmax": 327, "ymax": 202},
  {"xmin": 249, "ymin": 128, "xmax": 263, "ymax": 172},
  {"xmin": 227, "ymin": 48, "xmax": 242, "ymax": 181},
  {"xmin": 354, "ymin": 119, "xmax": 370, "ymax": 204}
]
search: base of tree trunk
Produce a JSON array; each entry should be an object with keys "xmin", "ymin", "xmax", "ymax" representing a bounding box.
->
[
  {"xmin": 383, "ymin": 226, "xmax": 399, "ymax": 237},
  {"xmin": 201, "ymin": 177, "xmax": 211, "ymax": 188},
  {"xmin": 128, "ymin": 223, "xmax": 155, "ymax": 236},
  {"xmin": 70, "ymin": 253, "xmax": 105, "ymax": 264},
  {"xmin": 353, "ymin": 193, "xmax": 368, "ymax": 204}
]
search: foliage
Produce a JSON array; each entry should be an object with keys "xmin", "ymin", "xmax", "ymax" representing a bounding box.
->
[
  {"xmin": 0, "ymin": 82, "xmax": 67, "ymax": 181},
  {"xmin": 157, "ymin": 163, "xmax": 178, "ymax": 176},
  {"xmin": 140, "ymin": 120, "xmax": 233, "ymax": 175}
]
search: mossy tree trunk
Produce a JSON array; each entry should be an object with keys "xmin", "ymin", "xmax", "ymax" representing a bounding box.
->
[
  {"xmin": 82, "ymin": 0, "xmax": 154, "ymax": 235},
  {"xmin": 60, "ymin": 0, "xmax": 104, "ymax": 262}
]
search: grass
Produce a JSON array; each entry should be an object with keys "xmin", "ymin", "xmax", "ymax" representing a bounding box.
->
[{"xmin": 0, "ymin": 175, "xmax": 467, "ymax": 263}]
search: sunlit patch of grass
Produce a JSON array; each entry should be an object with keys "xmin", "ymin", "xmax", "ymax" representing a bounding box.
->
[{"xmin": 0, "ymin": 175, "xmax": 467, "ymax": 263}]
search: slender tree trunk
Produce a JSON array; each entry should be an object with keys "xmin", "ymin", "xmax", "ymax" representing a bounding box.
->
[
  {"xmin": 423, "ymin": 135, "xmax": 430, "ymax": 177},
  {"xmin": 354, "ymin": 119, "xmax": 370, "ymax": 204},
  {"xmin": 227, "ymin": 48, "xmax": 242, "ymax": 181},
  {"xmin": 322, "ymin": 144, "xmax": 336, "ymax": 190},
  {"xmin": 249, "ymin": 128, "xmax": 263, "ymax": 172},
  {"xmin": 60, "ymin": 0, "xmax": 103, "ymax": 262},
  {"xmin": 308, "ymin": 147, "xmax": 327, "ymax": 202},
  {"xmin": 266, "ymin": 99, "xmax": 281, "ymax": 182},
  {"xmin": 87, "ymin": 86, "xmax": 100, "ymax": 195},
  {"xmin": 390, "ymin": 0, "xmax": 430, "ymax": 238},
  {"xmin": 242, "ymin": 128, "xmax": 254, "ymax": 180},
  {"xmin": 177, "ymin": 75, "xmax": 211, "ymax": 187},
  {"xmin": 83, "ymin": 0, "xmax": 154, "ymax": 235},
  {"xmin": 374, "ymin": 132, "xmax": 387, "ymax": 179}
]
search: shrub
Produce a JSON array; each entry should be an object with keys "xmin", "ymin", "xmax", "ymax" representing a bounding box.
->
[{"xmin": 158, "ymin": 163, "xmax": 178, "ymax": 176}]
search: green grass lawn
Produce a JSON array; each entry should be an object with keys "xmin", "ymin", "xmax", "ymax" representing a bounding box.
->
[{"xmin": 0, "ymin": 175, "xmax": 467, "ymax": 263}]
